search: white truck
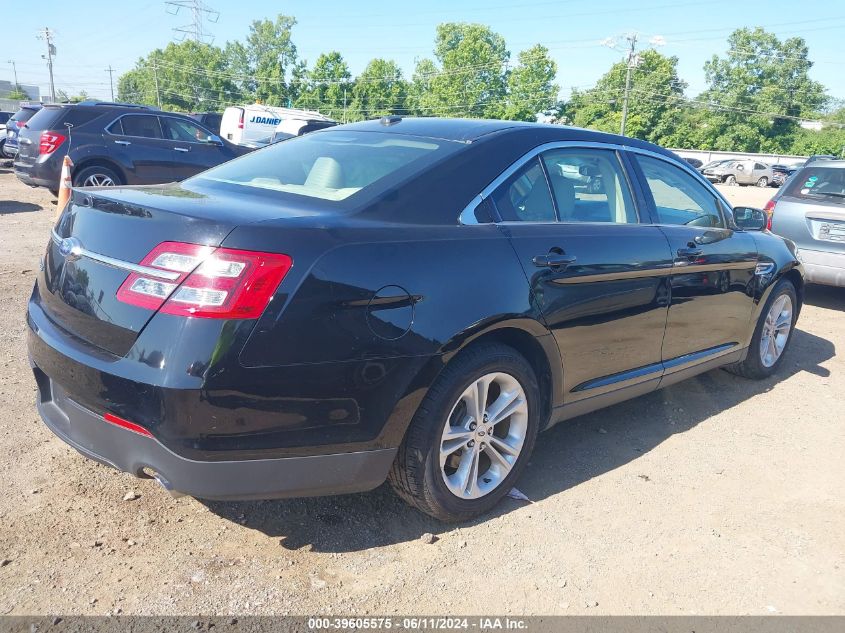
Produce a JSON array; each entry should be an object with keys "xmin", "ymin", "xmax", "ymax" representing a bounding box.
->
[{"xmin": 220, "ymin": 104, "xmax": 336, "ymax": 147}]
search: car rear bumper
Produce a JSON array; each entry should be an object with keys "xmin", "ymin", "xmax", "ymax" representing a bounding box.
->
[
  {"xmin": 14, "ymin": 153, "xmax": 60, "ymax": 189},
  {"xmin": 797, "ymin": 248, "xmax": 845, "ymax": 287},
  {"xmin": 34, "ymin": 372, "xmax": 397, "ymax": 500}
]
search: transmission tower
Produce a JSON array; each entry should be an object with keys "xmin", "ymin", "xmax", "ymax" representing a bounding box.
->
[{"xmin": 165, "ymin": 0, "xmax": 219, "ymax": 43}]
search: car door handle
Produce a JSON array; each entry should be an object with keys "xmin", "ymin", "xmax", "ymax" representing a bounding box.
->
[
  {"xmin": 114, "ymin": 140, "xmax": 131, "ymax": 146},
  {"xmin": 174, "ymin": 147, "xmax": 190, "ymax": 152},
  {"xmin": 533, "ymin": 253, "xmax": 577, "ymax": 268},
  {"xmin": 676, "ymin": 247, "xmax": 703, "ymax": 258}
]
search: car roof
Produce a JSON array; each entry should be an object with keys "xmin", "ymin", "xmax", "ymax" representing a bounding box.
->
[
  {"xmin": 332, "ymin": 117, "xmax": 676, "ymax": 157},
  {"xmin": 800, "ymin": 159, "xmax": 845, "ymax": 169}
]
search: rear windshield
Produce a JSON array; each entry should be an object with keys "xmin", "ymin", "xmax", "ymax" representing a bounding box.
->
[
  {"xmin": 194, "ymin": 130, "xmax": 462, "ymax": 202},
  {"xmin": 784, "ymin": 166, "xmax": 845, "ymax": 204},
  {"xmin": 10, "ymin": 108, "xmax": 39, "ymax": 124},
  {"xmin": 24, "ymin": 106, "xmax": 104, "ymax": 131}
]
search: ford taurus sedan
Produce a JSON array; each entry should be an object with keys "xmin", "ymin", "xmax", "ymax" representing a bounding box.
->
[{"xmin": 28, "ymin": 118, "xmax": 804, "ymax": 521}]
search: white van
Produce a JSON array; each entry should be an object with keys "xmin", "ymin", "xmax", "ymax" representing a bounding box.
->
[{"xmin": 220, "ymin": 104, "xmax": 334, "ymax": 146}]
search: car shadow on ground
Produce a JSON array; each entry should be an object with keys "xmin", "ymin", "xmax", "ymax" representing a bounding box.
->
[
  {"xmin": 0, "ymin": 200, "xmax": 41, "ymax": 214},
  {"xmin": 804, "ymin": 284, "xmax": 845, "ymax": 311},
  {"xmin": 201, "ymin": 327, "xmax": 834, "ymax": 552}
]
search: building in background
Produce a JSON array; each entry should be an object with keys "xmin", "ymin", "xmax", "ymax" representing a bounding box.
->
[{"xmin": 0, "ymin": 80, "xmax": 41, "ymax": 101}]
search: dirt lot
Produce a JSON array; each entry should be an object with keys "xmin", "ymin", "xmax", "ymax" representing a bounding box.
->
[{"xmin": 0, "ymin": 169, "xmax": 843, "ymax": 616}]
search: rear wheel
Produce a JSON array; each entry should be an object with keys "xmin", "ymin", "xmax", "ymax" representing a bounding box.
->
[
  {"xmin": 756, "ymin": 176, "xmax": 769, "ymax": 187},
  {"xmin": 724, "ymin": 174, "xmax": 737, "ymax": 186},
  {"xmin": 388, "ymin": 343, "xmax": 540, "ymax": 522},
  {"xmin": 73, "ymin": 165, "xmax": 121, "ymax": 188},
  {"xmin": 725, "ymin": 278, "xmax": 797, "ymax": 379}
]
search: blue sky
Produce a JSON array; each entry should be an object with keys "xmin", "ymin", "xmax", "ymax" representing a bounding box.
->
[{"xmin": 5, "ymin": 0, "xmax": 845, "ymax": 104}]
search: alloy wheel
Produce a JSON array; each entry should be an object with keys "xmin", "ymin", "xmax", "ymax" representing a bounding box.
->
[
  {"xmin": 82, "ymin": 173, "xmax": 116, "ymax": 187},
  {"xmin": 439, "ymin": 372, "xmax": 528, "ymax": 500},
  {"xmin": 759, "ymin": 294, "xmax": 793, "ymax": 368}
]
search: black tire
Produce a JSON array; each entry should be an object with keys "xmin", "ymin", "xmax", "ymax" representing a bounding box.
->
[
  {"xmin": 725, "ymin": 278, "xmax": 798, "ymax": 379},
  {"xmin": 388, "ymin": 343, "xmax": 541, "ymax": 522},
  {"xmin": 756, "ymin": 176, "xmax": 769, "ymax": 187},
  {"xmin": 724, "ymin": 174, "xmax": 737, "ymax": 186},
  {"xmin": 72, "ymin": 165, "xmax": 121, "ymax": 188}
]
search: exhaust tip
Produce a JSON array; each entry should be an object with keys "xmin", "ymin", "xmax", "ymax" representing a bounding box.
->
[{"xmin": 146, "ymin": 469, "xmax": 186, "ymax": 499}]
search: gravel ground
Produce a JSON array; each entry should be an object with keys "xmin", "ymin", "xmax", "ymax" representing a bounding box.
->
[{"xmin": 0, "ymin": 169, "xmax": 843, "ymax": 616}]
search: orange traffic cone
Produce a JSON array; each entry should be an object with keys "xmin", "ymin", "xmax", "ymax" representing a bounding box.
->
[{"xmin": 55, "ymin": 155, "xmax": 74, "ymax": 221}]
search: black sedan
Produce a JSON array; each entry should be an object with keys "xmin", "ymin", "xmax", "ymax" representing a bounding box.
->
[{"xmin": 28, "ymin": 118, "xmax": 804, "ymax": 521}]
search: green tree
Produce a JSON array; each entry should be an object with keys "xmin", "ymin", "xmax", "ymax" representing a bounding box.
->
[
  {"xmin": 7, "ymin": 87, "xmax": 29, "ymax": 100},
  {"xmin": 118, "ymin": 40, "xmax": 239, "ymax": 110},
  {"xmin": 503, "ymin": 44, "xmax": 558, "ymax": 121},
  {"xmin": 407, "ymin": 58, "xmax": 439, "ymax": 116},
  {"xmin": 791, "ymin": 126, "xmax": 845, "ymax": 157},
  {"xmin": 697, "ymin": 27, "xmax": 828, "ymax": 152},
  {"xmin": 238, "ymin": 14, "xmax": 299, "ymax": 105},
  {"xmin": 412, "ymin": 23, "xmax": 510, "ymax": 118},
  {"xmin": 295, "ymin": 52, "xmax": 352, "ymax": 120},
  {"xmin": 565, "ymin": 49, "xmax": 688, "ymax": 145},
  {"xmin": 350, "ymin": 58, "xmax": 407, "ymax": 120}
]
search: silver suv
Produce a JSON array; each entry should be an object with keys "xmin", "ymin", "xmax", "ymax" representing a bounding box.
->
[{"xmin": 766, "ymin": 160, "xmax": 845, "ymax": 287}]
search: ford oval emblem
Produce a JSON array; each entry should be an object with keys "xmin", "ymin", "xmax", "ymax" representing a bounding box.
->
[{"xmin": 59, "ymin": 237, "xmax": 81, "ymax": 259}]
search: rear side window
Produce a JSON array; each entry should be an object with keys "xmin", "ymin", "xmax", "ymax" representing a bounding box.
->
[
  {"xmin": 195, "ymin": 130, "xmax": 461, "ymax": 202},
  {"xmin": 119, "ymin": 115, "xmax": 162, "ymax": 139},
  {"xmin": 784, "ymin": 167, "xmax": 845, "ymax": 204},
  {"xmin": 636, "ymin": 155, "xmax": 725, "ymax": 228},
  {"xmin": 491, "ymin": 157, "xmax": 556, "ymax": 222},
  {"xmin": 541, "ymin": 148, "xmax": 637, "ymax": 223}
]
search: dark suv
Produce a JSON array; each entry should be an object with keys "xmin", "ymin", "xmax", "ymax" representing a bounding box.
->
[
  {"xmin": 13, "ymin": 102, "xmax": 249, "ymax": 194},
  {"xmin": 3, "ymin": 104, "xmax": 42, "ymax": 158}
]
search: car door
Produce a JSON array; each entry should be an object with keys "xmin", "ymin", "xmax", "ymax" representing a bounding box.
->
[
  {"xmin": 107, "ymin": 114, "xmax": 180, "ymax": 184},
  {"xmin": 630, "ymin": 153, "xmax": 757, "ymax": 379},
  {"xmin": 487, "ymin": 145, "xmax": 674, "ymax": 408},
  {"xmin": 160, "ymin": 116, "xmax": 231, "ymax": 180}
]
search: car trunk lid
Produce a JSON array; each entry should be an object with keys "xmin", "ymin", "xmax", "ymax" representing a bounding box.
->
[{"xmin": 39, "ymin": 181, "xmax": 320, "ymax": 357}]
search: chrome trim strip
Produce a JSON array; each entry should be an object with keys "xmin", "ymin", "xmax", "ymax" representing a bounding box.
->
[
  {"xmin": 50, "ymin": 230, "xmax": 181, "ymax": 281},
  {"xmin": 457, "ymin": 139, "xmax": 734, "ymax": 226}
]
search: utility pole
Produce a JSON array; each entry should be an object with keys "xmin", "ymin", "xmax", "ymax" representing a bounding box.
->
[
  {"xmin": 105, "ymin": 65, "xmax": 115, "ymax": 101},
  {"xmin": 36, "ymin": 27, "xmax": 57, "ymax": 102},
  {"xmin": 153, "ymin": 57, "xmax": 162, "ymax": 109},
  {"xmin": 620, "ymin": 33, "xmax": 638, "ymax": 137},
  {"xmin": 7, "ymin": 60, "xmax": 18, "ymax": 90}
]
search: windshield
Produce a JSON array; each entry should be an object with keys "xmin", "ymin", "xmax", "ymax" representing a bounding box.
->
[
  {"xmin": 785, "ymin": 166, "xmax": 845, "ymax": 203},
  {"xmin": 193, "ymin": 130, "xmax": 461, "ymax": 202}
]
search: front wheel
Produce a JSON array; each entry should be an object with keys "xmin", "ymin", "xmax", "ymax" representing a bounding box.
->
[
  {"xmin": 388, "ymin": 343, "xmax": 540, "ymax": 521},
  {"xmin": 724, "ymin": 174, "xmax": 738, "ymax": 186},
  {"xmin": 725, "ymin": 278, "xmax": 797, "ymax": 379}
]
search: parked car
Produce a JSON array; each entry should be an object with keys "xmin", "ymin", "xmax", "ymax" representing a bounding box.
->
[
  {"xmin": 13, "ymin": 102, "xmax": 249, "ymax": 194},
  {"xmin": 683, "ymin": 157, "xmax": 703, "ymax": 169},
  {"xmin": 29, "ymin": 117, "xmax": 803, "ymax": 521},
  {"xmin": 803, "ymin": 154, "xmax": 838, "ymax": 166},
  {"xmin": 703, "ymin": 159, "xmax": 773, "ymax": 187},
  {"xmin": 0, "ymin": 111, "xmax": 13, "ymax": 157},
  {"xmin": 271, "ymin": 116, "xmax": 338, "ymax": 143},
  {"xmin": 771, "ymin": 164, "xmax": 800, "ymax": 187},
  {"xmin": 765, "ymin": 160, "xmax": 845, "ymax": 286},
  {"xmin": 698, "ymin": 159, "xmax": 731, "ymax": 173},
  {"xmin": 3, "ymin": 104, "xmax": 42, "ymax": 158},
  {"xmin": 220, "ymin": 104, "xmax": 334, "ymax": 146},
  {"xmin": 188, "ymin": 112, "xmax": 223, "ymax": 134}
]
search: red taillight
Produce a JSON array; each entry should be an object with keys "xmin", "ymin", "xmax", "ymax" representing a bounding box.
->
[
  {"xmin": 763, "ymin": 199, "xmax": 776, "ymax": 231},
  {"xmin": 15, "ymin": 120, "xmax": 25, "ymax": 128},
  {"xmin": 237, "ymin": 109, "xmax": 244, "ymax": 129},
  {"xmin": 39, "ymin": 131, "xmax": 66, "ymax": 155},
  {"xmin": 116, "ymin": 241, "xmax": 292, "ymax": 319},
  {"xmin": 103, "ymin": 412, "xmax": 154, "ymax": 438}
]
